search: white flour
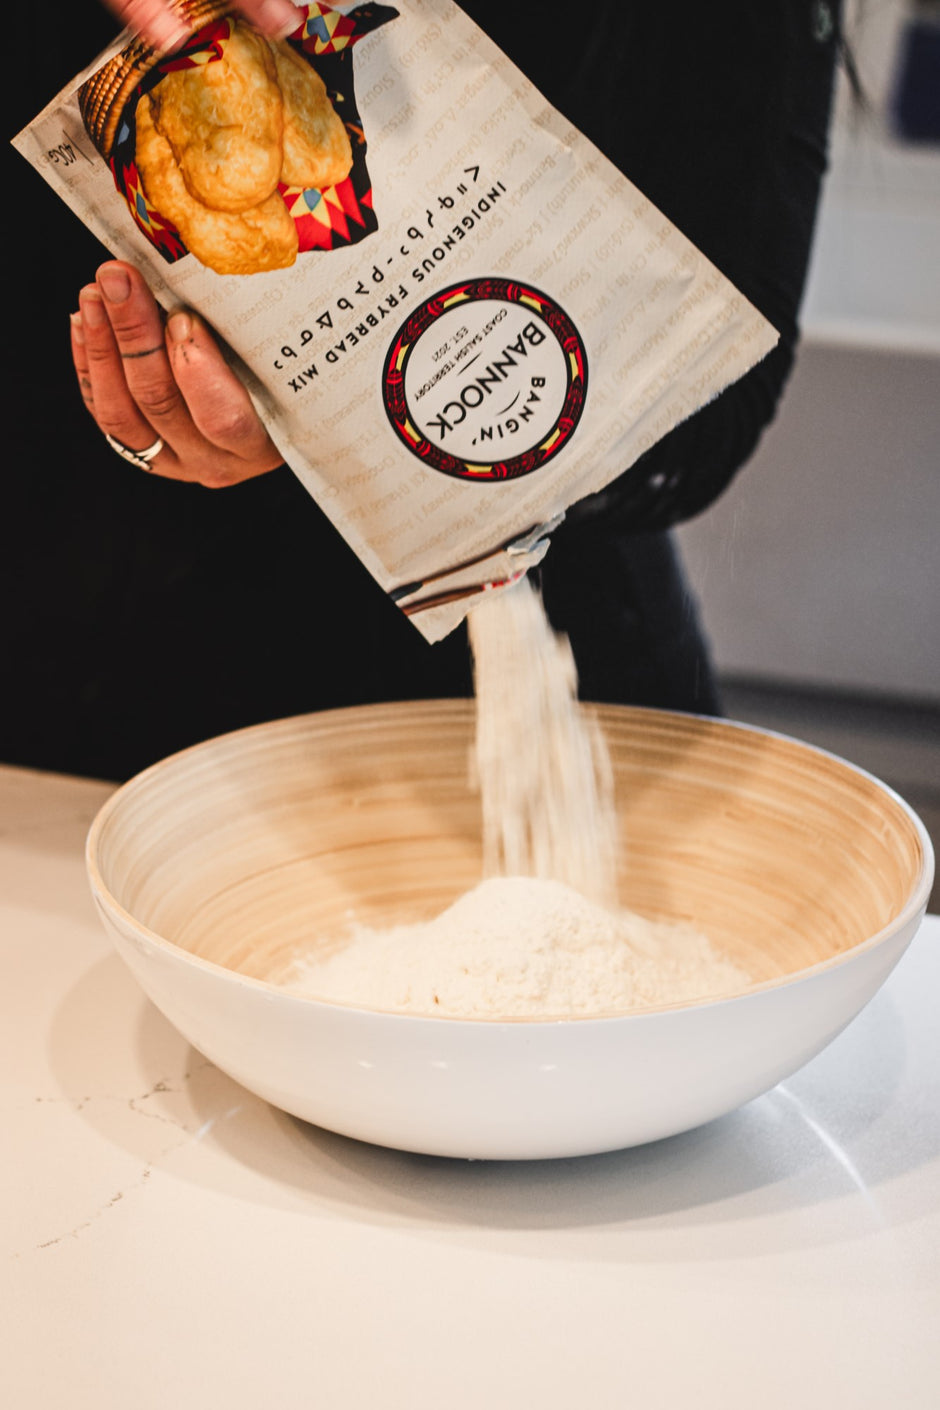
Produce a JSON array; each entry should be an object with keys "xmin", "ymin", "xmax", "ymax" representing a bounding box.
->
[
  {"xmin": 283, "ymin": 577, "xmax": 750, "ymax": 1019},
  {"xmin": 468, "ymin": 575, "xmax": 618, "ymax": 907},
  {"xmin": 285, "ymin": 875, "xmax": 750, "ymax": 1018}
]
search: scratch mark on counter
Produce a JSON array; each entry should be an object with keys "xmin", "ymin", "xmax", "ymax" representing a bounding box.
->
[
  {"xmin": 128, "ymin": 1078, "xmax": 182, "ymax": 1126},
  {"xmin": 36, "ymin": 1179, "xmax": 140, "ymax": 1251},
  {"xmin": 27, "ymin": 1058, "xmax": 233, "ymax": 1255},
  {"xmin": 31, "ymin": 1140, "xmax": 180, "ymax": 1253}
]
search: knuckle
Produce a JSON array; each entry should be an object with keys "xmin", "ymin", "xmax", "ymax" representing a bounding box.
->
[
  {"xmin": 202, "ymin": 403, "xmax": 260, "ymax": 446},
  {"xmin": 83, "ymin": 340, "xmax": 118, "ymax": 368},
  {"xmin": 108, "ymin": 310, "xmax": 156, "ymax": 346},
  {"xmin": 96, "ymin": 412, "xmax": 135, "ymax": 439},
  {"xmin": 134, "ymin": 382, "xmax": 182, "ymax": 423}
]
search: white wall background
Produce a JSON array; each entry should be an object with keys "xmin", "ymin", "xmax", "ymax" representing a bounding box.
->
[{"xmin": 676, "ymin": 0, "xmax": 940, "ymax": 704}]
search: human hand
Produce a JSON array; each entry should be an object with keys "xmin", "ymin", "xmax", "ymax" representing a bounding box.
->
[
  {"xmin": 71, "ymin": 261, "xmax": 283, "ymax": 488},
  {"xmin": 100, "ymin": 1, "xmax": 328, "ymax": 52}
]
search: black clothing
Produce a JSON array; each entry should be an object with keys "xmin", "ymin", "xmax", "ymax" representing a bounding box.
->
[
  {"xmin": 462, "ymin": 1, "xmax": 840, "ymax": 533},
  {"xmin": 3, "ymin": 2, "xmax": 839, "ymax": 780}
]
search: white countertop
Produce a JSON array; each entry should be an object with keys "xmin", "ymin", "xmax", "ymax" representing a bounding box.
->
[{"xmin": 4, "ymin": 764, "xmax": 939, "ymax": 1409}]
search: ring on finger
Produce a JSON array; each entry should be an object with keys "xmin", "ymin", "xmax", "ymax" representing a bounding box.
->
[{"xmin": 104, "ymin": 433, "xmax": 165, "ymax": 471}]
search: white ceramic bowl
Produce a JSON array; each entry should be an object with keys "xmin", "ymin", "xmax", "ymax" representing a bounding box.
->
[{"xmin": 86, "ymin": 701, "xmax": 933, "ymax": 1160}]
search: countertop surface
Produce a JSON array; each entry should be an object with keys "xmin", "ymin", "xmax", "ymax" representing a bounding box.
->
[{"xmin": 4, "ymin": 764, "xmax": 938, "ymax": 1409}]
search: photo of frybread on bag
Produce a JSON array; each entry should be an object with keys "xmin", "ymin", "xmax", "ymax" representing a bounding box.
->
[{"xmin": 78, "ymin": 1, "xmax": 398, "ymax": 274}]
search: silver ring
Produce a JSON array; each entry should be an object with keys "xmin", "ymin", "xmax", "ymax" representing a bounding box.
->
[{"xmin": 105, "ymin": 433, "xmax": 165, "ymax": 471}]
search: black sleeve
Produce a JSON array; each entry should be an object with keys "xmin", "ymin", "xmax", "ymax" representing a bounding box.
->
[{"xmin": 459, "ymin": 0, "xmax": 842, "ymax": 531}]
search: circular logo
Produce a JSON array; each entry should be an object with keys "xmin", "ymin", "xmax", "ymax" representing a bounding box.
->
[{"xmin": 382, "ymin": 278, "xmax": 588, "ymax": 481}]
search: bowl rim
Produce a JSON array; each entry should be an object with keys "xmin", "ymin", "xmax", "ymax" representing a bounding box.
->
[{"xmin": 85, "ymin": 701, "xmax": 936, "ymax": 1026}]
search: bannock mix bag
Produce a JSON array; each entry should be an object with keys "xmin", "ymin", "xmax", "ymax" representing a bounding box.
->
[{"xmin": 14, "ymin": 0, "xmax": 778, "ymax": 640}]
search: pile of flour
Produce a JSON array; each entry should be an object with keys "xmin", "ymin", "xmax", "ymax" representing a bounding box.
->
[
  {"xmin": 284, "ymin": 576, "xmax": 750, "ymax": 1018},
  {"xmin": 285, "ymin": 874, "xmax": 750, "ymax": 1018}
]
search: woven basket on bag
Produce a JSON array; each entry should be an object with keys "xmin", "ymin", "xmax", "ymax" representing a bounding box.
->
[{"xmin": 79, "ymin": 0, "xmax": 233, "ymax": 157}]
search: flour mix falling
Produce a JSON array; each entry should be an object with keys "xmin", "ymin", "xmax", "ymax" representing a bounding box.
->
[
  {"xmin": 284, "ymin": 574, "xmax": 751, "ymax": 1017},
  {"xmin": 468, "ymin": 573, "xmax": 618, "ymax": 908}
]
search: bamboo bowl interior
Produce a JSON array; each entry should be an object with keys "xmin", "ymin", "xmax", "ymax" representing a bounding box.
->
[{"xmin": 89, "ymin": 700, "xmax": 929, "ymax": 1008}]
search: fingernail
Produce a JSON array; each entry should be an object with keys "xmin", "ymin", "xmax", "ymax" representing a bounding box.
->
[
  {"xmin": 70, "ymin": 311, "xmax": 85, "ymax": 345},
  {"xmin": 167, "ymin": 311, "xmax": 193, "ymax": 343},
  {"xmin": 80, "ymin": 287, "xmax": 106, "ymax": 327},
  {"xmin": 259, "ymin": 0, "xmax": 303, "ymax": 39},
  {"xmin": 97, "ymin": 264, "xmax": 131, "ymax": 303}
]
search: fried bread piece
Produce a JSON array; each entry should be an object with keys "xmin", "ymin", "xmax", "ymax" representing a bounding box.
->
[
  {"xmin": 149, "ymin": 23, "xmax": 284, "ymax": 213},
  {"xmin": 136, "ymin": 93, "xmax": 298, "ymax": 275},
  {"xmin": 269, "ymin": 39, "xmax": 353, "ymax": 190}
]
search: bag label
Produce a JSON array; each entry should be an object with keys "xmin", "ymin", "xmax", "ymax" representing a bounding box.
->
[{"xmin": 382, "ymin": 277, "xmax": 588, "ymax": 481}]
